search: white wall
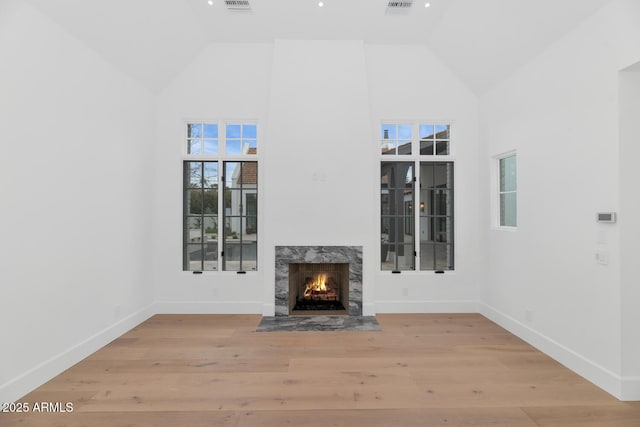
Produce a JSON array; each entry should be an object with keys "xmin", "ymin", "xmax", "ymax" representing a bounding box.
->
[
  {"xmin": 480, "ymin": 0, "xmax": 640, "ymax": 400},
  {"xmin": 153, "ymin": 43, "xmax": 273, "ymax": 313},
  {"xmin": 0, "ymin": 0, "xmax": 155, "ymax": 402},
  {"xmin": 153, "ymin": 40, "xmax": 482, "ymax": 316},
  {"xmin": 264, "ymin": 40, "xmax": 376, "ymax": 315},
  {"xmin": 366, "ymin": 44, "xmax": 483, "ymax": 313},
  {"xmin": 619, "ymin": 66, "xmax": 640, "ymax": 394}
]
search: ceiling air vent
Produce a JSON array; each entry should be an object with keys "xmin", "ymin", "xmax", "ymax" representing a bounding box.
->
[
  {"xmin": 224, "ymin": 0, "xmax": 251, "ymax": 10},
  {"xmin": 387, "ymin": 1, "xmax": 413, "ymax": 9},
  {"xmin": 386, "ymin": 1, "xmax": 413, "ymax": 14}
]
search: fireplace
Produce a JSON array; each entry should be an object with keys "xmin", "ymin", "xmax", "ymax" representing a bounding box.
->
[
  {"xmin": 289, "ymin": 263, "xmax": 349, "ymax": 315},
  {"xmin": 275, "ymin": 246, "xmax": 362, "ymax": 317}
]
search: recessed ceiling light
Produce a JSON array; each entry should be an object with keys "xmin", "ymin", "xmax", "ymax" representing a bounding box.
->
[
  {"xmin": 425, "ymin": 2, "xmax": 431, "ymax": 7},
  {"xmin": 208, "ymin": 0, "xmax": 213, "ymax": 5},
  {"xmin": 318, "ymin": 1, "xmax": 324, "ymax": 7}
]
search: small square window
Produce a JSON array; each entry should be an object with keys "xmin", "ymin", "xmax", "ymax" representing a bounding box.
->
[
  {"xmin": 226, "ymin": 123, "xmax": 258, "ymax": 155},
  {"xmin": 381, "ymin": 124, "xmax": 412, "ymax": 155},
  {"xmin": 187, "ymin": 122, "xmax": 218, "ymax": 155},
  {"xmin": 419, "ymin": 124, "xmax": 450, "ymax": 155}
]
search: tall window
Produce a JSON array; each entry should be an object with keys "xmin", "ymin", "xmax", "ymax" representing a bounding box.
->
[
  {"xmin": 420, "ymin": 162, "xmax": 454, "ymax": 270},
  {"xmin": 381, "ymin": 162, "xmax": 415, "ymax": 270},
  {"xmin": 184, "ymin": 122, "xmax": 258, "ymax": 272},
  {"xmin": 498, "ymin": 153, "xmax": 517, "ymax": 227},
  {"xmin": 380, "ymin": 123, "xmax": 454, "ymax": 272}
]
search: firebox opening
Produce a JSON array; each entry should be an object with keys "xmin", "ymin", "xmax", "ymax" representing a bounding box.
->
[{"xmin": 288, "ymin": 263, "xmax": 349, "ymax": 316}]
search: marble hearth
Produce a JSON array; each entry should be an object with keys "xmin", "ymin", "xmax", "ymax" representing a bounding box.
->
[{"xmin": 275, "ymin": 246, "xmax": 363, "ymax": 317}]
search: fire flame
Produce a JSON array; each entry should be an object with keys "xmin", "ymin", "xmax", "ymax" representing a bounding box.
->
[{"xmin": 304, "ymin": 273, "xmax": 328, "ymax": 298}]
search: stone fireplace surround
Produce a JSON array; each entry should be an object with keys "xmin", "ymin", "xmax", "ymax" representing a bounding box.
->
[{"xmin": 275, "ymin": 246, "xmax": 363, "ymax": 317}]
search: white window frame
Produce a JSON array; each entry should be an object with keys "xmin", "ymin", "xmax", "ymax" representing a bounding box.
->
[
  {"xmin": 379, "ymin": 120, "xmax": 456, "ymax": 273},
  {"xmin": 183, "ymin": 119, "xmax": 260, "ymax": 273}
]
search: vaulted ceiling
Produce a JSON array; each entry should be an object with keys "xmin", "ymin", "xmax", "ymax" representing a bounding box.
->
[{"xmin": 25, "ymin": 0, "xmax": 612, "ymax": 94}]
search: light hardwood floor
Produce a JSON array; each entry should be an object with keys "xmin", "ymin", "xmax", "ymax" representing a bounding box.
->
[{"xmin": 3, "ymin": 314, "xmax": 640, "ymax": 426}]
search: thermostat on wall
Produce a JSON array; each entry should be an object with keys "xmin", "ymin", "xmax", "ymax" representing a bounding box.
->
[{"xmin": 596, "ymin": 212, "xmax": 616, "ymax": 223}]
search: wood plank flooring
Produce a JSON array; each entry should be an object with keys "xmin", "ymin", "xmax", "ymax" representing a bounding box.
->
[{"xmin": 3, "ymin": 314, "xmax": 640, "ymax": 426}]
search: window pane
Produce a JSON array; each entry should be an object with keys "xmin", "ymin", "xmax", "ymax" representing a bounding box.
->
[
  {"xmin": 186, "ymin": 162, "xmax": 202, "ymax": 188},
  {"xmin": 202, "ymin": 215, "xmax": 218, "ymax": 271},
  {"xmin": 241, "ymin": 243, "xmax": 258, "ymax": 271},
  {"xmin": 227, "ymin": 189, "xmax": 242, "ymax": 215},
  {"xmin": 224, "ymin": 241, "xmax": 258, "ymax": 271},
  {"xmin": 203, "ymin": 162, "xmax": 218, "ymax": 188},
  {"xmin": 246, "ymin": 216, "xmax": 257, "ymax": 235},
  {"xmin": 382, "ymin": 124, "xmax": 396, "ymax": 139},
  {"xmin": 188, "ymin": 123, "xmax": 202, "ymax": 138},
  {"xmin": 432, "ymin": 217, "xmax": 452, "ymax": 243},
  {"xmin": 421, "ymin": 163, "xmax": 434, "ymax": 188},
  {"xmin": 419, "ymin": 124, "xmax": 435, "ymax": 139},
  {"xmin": 420, "ymin": 243, "xmax": 434, "ymax": 270},
  {"xmin": 203, "ymin": 240, "xmax": 218, "ymax": 271},
  {"xmin": 398, "ymin": 140, "xmax": 412, "ymax": 155},
  {"xmin": 435, "ymin": 140, "xmax": 449, "ymax": 155},
  {"xmin": 225, "ymin": 162, "xmax": 241, "ymax": 188},
  {"xmin": 420, "ymin": 139, "xmax": 434, "ymax": 155},
  {"xmin": 224, "ymin": 217, "xmax": 241, "ymax": 270},
  {"xmin": 431, "ymin": 190, "xmax": 452, "ymax": 216},
  {"xmin": 185, "ymin": 243, "xmax": 204, "ymax": 271},
  {"xmin": 435, "ymin": 244, "xmax": 453, "ymax": 270},
  {"xmin": 185, "ymin": 217, "xmax": 203, "ymax": 242},
  {"xmin": 500, "ymin": 155, "xmax": 517, "ymax": 192},
  {"xmin": 381, "ymin": 216, "xmax": 391, "ymax": 239},
  {"xmin": 381, "ymin": 193, "xmax": 390, "ymax": 215},
  {"xmin": 186, "ymin": 190, "xmax": 203, "ymax": 215},
  {"xmin": 500, "ymin": 192, "xmax": 517, "ymax": 227},
  {"xmin": 381, "ymin": 243, "xmax": 394, "ymax": 271},
  {"xmin": 398, "ymin": 244, "xmax": 414, "ymax": 270},
  {"xmin": 188, "ymin": 139, "xmax": 201, "ymax": 155},
  {"xmin": 203, "ymin": 216, "xmax": 218, "ymax": 237},
  {"xmin": 435, "ymin": 124, "xmax": 449, "ymax": 139},
  {"xmin": 433, "ymin": 163, "xmax": 452, "ymax": 188},
  {"xmin": 225, "ymin": 216, "xmax": 241, "ymax": 240},
  {"xmin": 226, "ymin": 124, "xmax": 241, "ymax": 138},
  {"xmin": 203, "ymin": 123, "xmax": 218, "ymax": 138},
  {"xmin": 203, "ymin": 189, "xmax": 217, "ymax": 215},
  {"xmin": 243, "ymin": 124, "xmax": 257, "ymax": 138},
  {"xmin": 203, "ymin": 139, "xmax": 218, "ymax": 155},
  {"xmin": 226, "ymin": 140, "xmax": 242, "ymax": 155},
  {"xmin": 398, "ymin": 125, "xmax": 412, "ymax": 139},
  {"xmin": 245, "ymin": 139, "xmax": 257, "ymax": 154}
]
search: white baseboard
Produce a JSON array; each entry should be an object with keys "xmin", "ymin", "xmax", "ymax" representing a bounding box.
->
[
  {"xmin": 621, "ymin": 376, "xmax": 640, "ymax": 401},
  {"xmin": 374, "ymin": 300, "xmax": 479, "ymax": 313},
  {"xmin": 362, "ymin": 302, "xmax": 376, "ymax": 316},
  {"xmin": 262, "ymin": 303, "xmax": 275, "ymax": 317},
  {"xmin": 0, "ymin": 304, "xmax": 155, "ymax": 404},
  {"xmin": 152, "ymin": 300, "xmax": 263, "ymax": 314},
  {"xmin": 478, "ymin": 303, "xmax": 637, "ymax": 401}
]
